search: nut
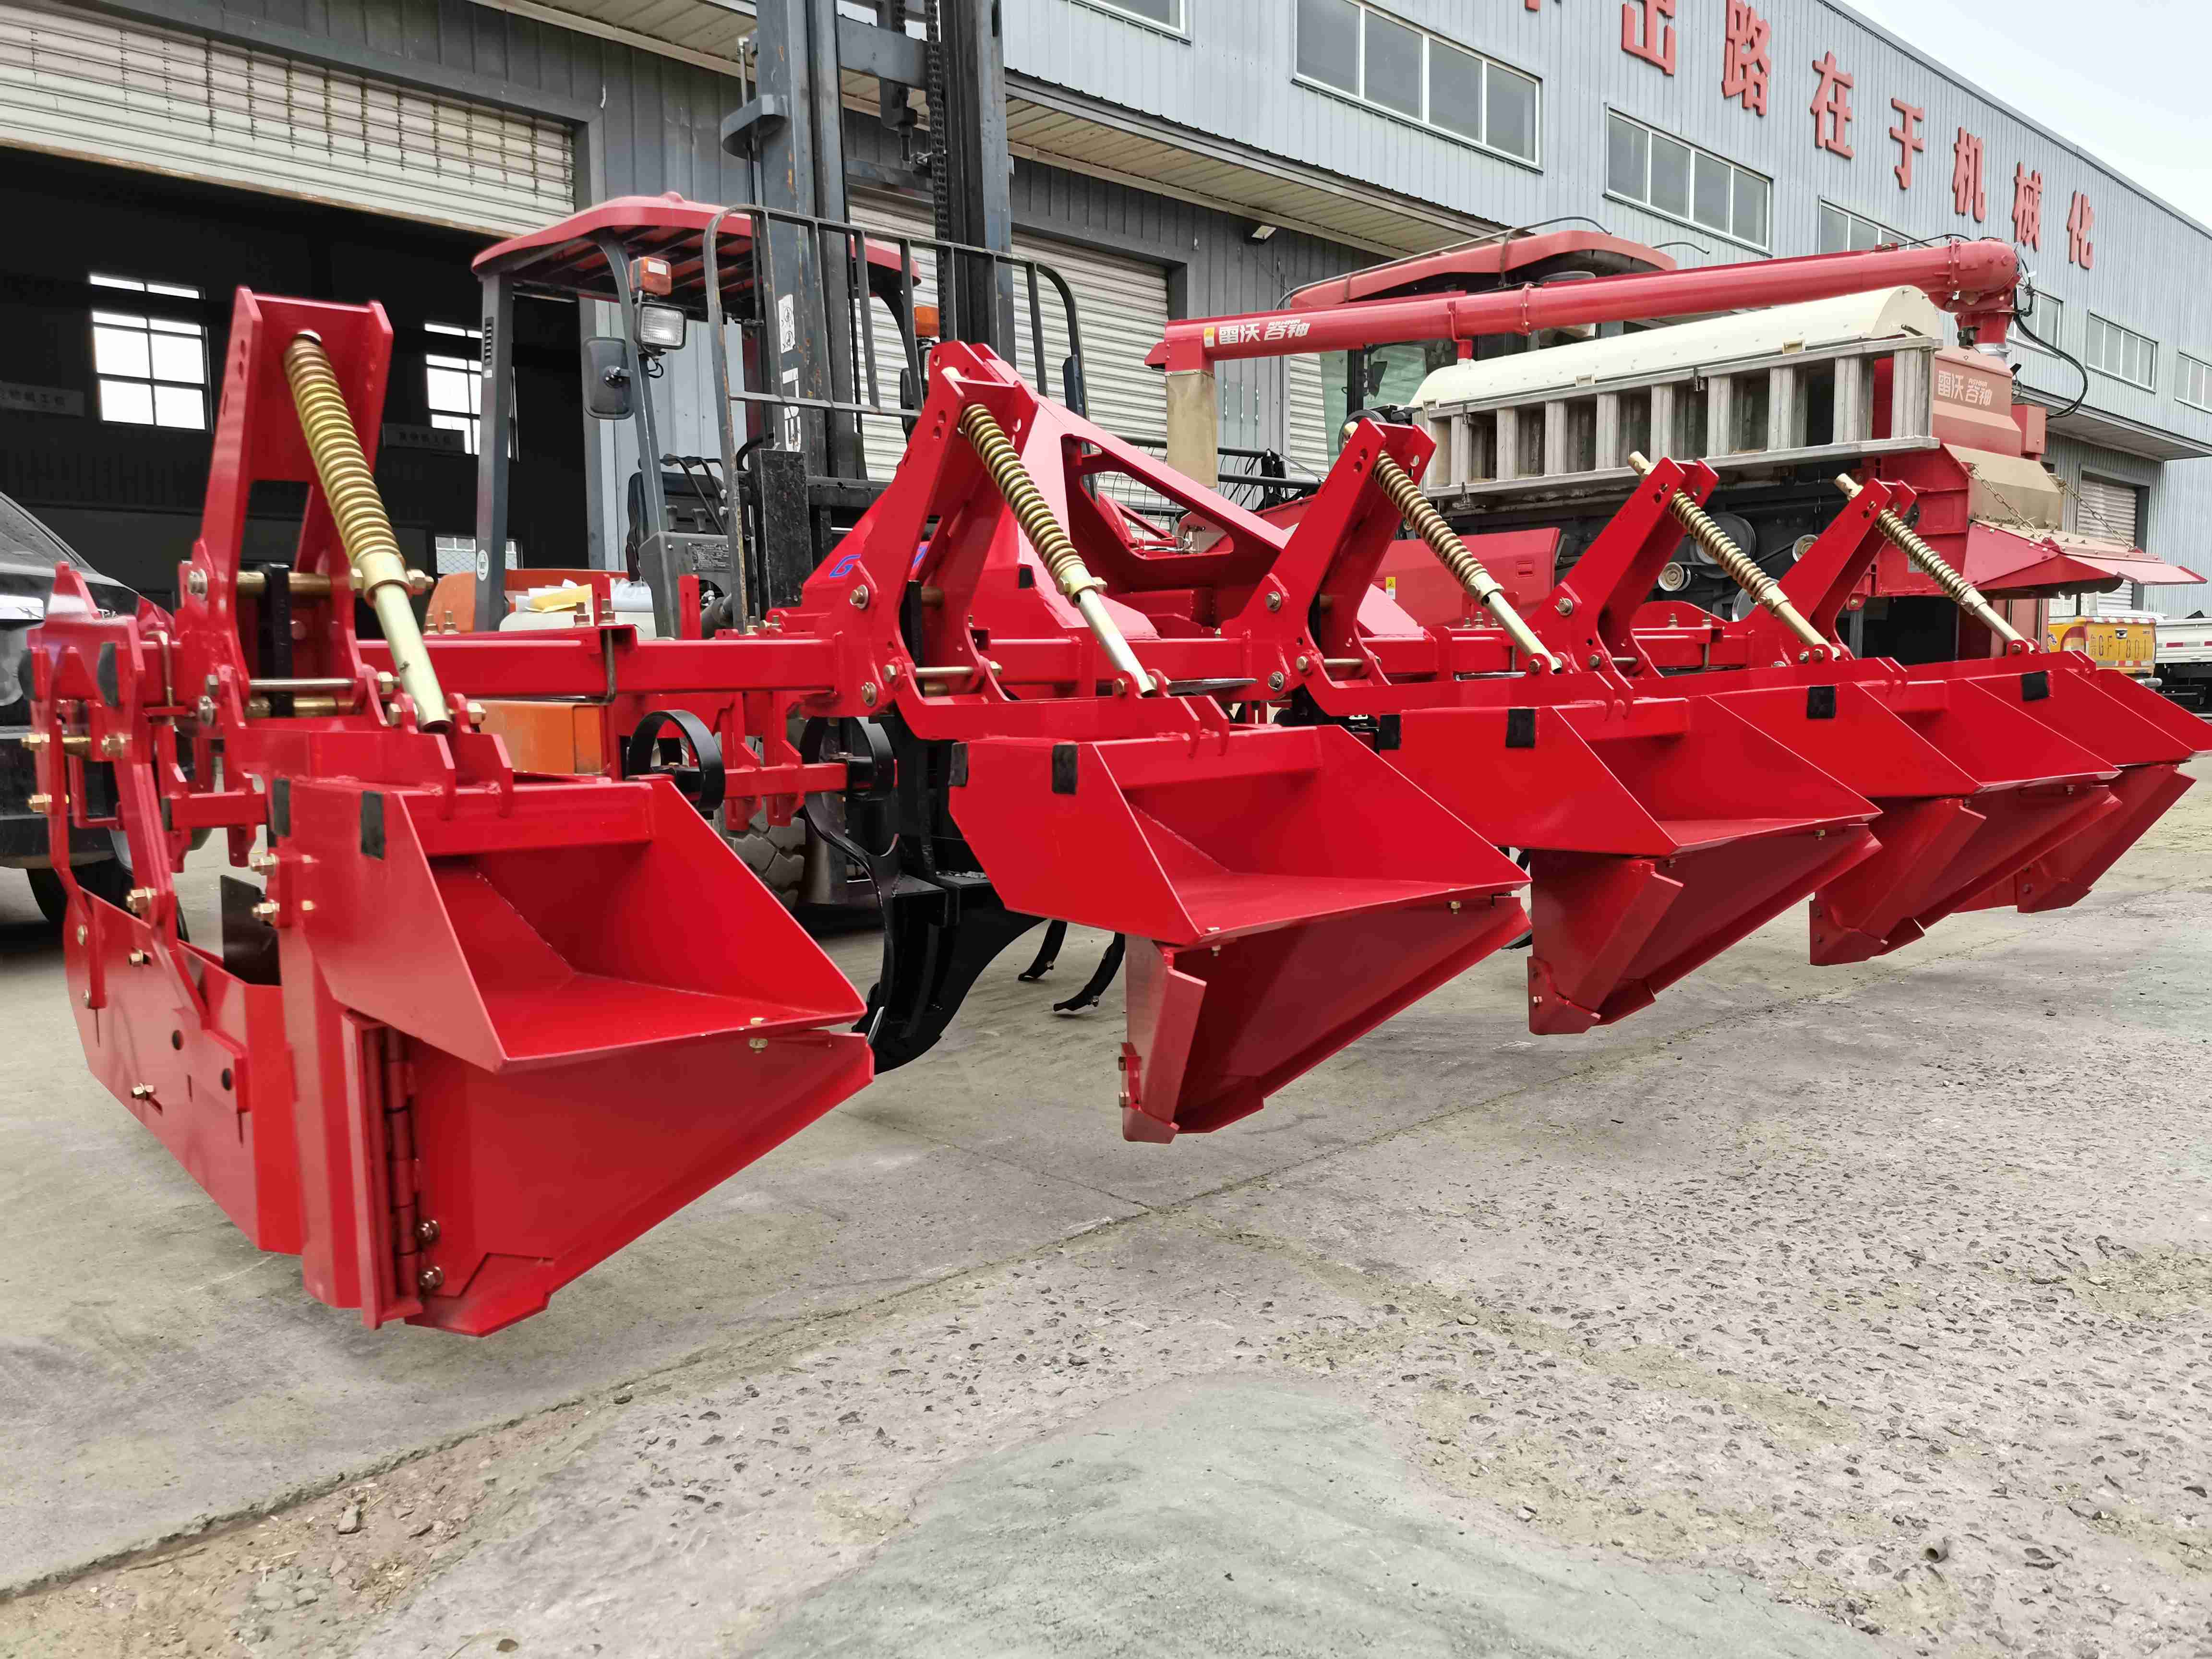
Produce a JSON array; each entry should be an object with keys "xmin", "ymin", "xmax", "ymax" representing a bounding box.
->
[
  {"xmin": 130, "ymin": 1084, "xmax": 155, "ymax": 1100},
  {"xmin": 195, "ymin": 696, "xmax": 217, "ymax": 725},
  {"xmin": 860, "ymin": 682, "xmax": 878, "ymax": 707},
  {"xmin": 849, "ymin": 585, "xmax": 870, "ymax": 610},
  {"xmin": 405, "ymin": 568, "xmax": 434, "ymax": 597},
  {"xmin": 1267, "ymin": 671, "xmax": 1286, "ymax": 692},
  {"xmin": 26, "ymin": 792, "xmax": 50, "ymax": 812},
  {"xmin": 186, "ymin": 568, "xmax": 208, "ymax": 599},
  {"xmin": 125, "ymin": 887, "xmax": 156, "ymax": 916},
  {"xmin": 21, "ymin": 731, "xmax": 47, "ymax": 750},
  {"xmin": 75, "ymin": 924, "xmax": 87, "ymax": 945},
  {"xmin": 1555, "ymin": 596, "xmax": 1575, "ymax": 615},
  {"xmin": 1294, "ymin": 655, "xmax": 1310, "ymax": 673},
  {"xmin": 249, "ymin": 852, "xmax": 278, "ymax": 873},
  {"xmin": 1264, "ymin": 590, "xmax": 1284, "ymax": 613},
  {"xmin": 748, "ymin": 1037, "xmax": 768, "ymax": 1052},
  {"xmin": 251, "ymin": 900, "xmax": 280, "ymax": 922},
  {"xmin": 127, "ymin": 949, "xmax": 151, "ymax": 965},
  {"xmin": 416, "ymin": 1265, "xmax": 445, "ymax": 1293},
  {"xmin": 100, "ymin": 733, "xmax": 129, "ymax": 759}
]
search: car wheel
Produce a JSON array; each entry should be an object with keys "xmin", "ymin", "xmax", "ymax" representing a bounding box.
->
[{"xmin": 26, "ymin": 865, "xmax": 68, "ymax": 926}]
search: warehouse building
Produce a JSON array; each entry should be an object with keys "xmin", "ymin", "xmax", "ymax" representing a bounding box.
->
[{"xmin": 0, "ymin": 0, "xmax": 2203, "ymax": 612}]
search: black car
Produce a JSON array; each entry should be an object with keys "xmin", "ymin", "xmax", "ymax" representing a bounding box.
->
[{"xmin": 0, "ymin": 492, "xmax": 145, "ymax": 924}]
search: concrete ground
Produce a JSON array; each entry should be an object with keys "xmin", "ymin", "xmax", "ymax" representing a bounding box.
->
[{"xmin": 1, "ymin": 757, "xmax": 2208, "ymax": 1657}]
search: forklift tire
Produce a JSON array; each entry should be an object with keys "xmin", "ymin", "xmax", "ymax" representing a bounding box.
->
[
  {"xmin": 26, "ymin": 865, "xmax": 67, "ymax": 926},
  {"xmin": 728, "ymin": 807, "xmax": 806, "ymax": 905}
]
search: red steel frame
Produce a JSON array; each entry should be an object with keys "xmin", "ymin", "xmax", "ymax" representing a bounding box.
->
[{"xmin": 25, "ymin": 229, "xmax": 2201, "ymax": 1338}]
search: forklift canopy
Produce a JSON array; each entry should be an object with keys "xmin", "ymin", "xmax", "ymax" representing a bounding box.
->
[{"xmin": 471, "ymin": 192, "xmax": 919, "ymax": 319}]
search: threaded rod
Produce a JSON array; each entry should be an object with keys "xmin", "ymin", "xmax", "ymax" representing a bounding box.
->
[
  {"xmin": 959, "ymin": 403, "xmax": 1155, "ymax": 695},
  {"xmin": 1834, "ymin": 474, "xmax": 2026, "ymax": 647},
  {"xmin": 282, "ymin": 333, "xmax": 451, "ymax": 729},
  {"xmin": 1630, "ymin": 453, "xmax": 1827, "ymax": 653},
  {"xmin": 1363, "ymin": 438, "xmax": 1561, "ymax": 672}
]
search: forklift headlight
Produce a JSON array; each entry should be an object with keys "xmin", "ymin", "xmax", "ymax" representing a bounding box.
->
[{"xmin": 637, "ymin": 303, "xmax": 687, "ymax": 352}]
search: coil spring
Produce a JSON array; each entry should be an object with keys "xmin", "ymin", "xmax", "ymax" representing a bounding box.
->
[
  {"xmin": 1667, "ymin": 492, "xmax": 1783, "ymax": 606},
  {"xmin": 1369, "ymin": 450, "xmax": 1503, "ymax": 604},
  {"xmin": 1877, "ymin": 506, "xmax": 1986, "ymax": 610},
  {"xmin": 282, "ymin": 334, "xmax": 406, "ymax": 595},
  {"xmin": 958, "ymin": 404, "xmax": 1101, "ymax": 600}
]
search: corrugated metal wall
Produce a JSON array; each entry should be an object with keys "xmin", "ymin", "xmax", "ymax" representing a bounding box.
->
[{"xmin": 1010, "ymin": 0, "xmax": 2212, "ymax": 461}]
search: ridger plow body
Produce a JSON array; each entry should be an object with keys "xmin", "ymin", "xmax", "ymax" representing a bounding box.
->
[
  {"xmin": 25, "ymin": 292, "xmax": 1528, "ymax": 1335},
  {"xmin": 24, "ymin": 217, "xmax": 2202, "ymax": 1337}
]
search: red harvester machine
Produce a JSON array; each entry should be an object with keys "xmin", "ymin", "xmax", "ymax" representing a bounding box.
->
[{"xmin": 24, "ymin": 204, "xmax": 2203, "ymax": 1334}]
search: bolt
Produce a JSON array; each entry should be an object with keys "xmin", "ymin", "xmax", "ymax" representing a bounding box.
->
[
  {"xmin": 1267, "ymin": 671, "xmax": 1286, "ymax": 692},
  {"xmin": 130, "ymin": 1084, "xmax": 155, "ymax": 1100},
  {"xmin": 126, "ymin": 887, "xmax": 156, "ymax": 916},
  {"xmin": 186, "ymin": 568, "xmax": 208, "ymax": 599},
  {"xmin": 127, "ymin": 950, "xmax": 150, "ymax": 965},
  {"xmin": 252, "ymin": 900, "xmax": 280, "ymax": 922},
  {"xmin": 75, "ymin": 924, "xmax": 87, "ymax": 945},
  {"xmin": 249, "ymin": 852, "xmax": 277, "ymax": 873},
  {"xmin": 100, "ymin": 733, "xmax": 128, "ymax": 758},
  {"xmin": 1555, "ymin": 596, "xmax": 1575, "ymax": 615},
  {"xmin": 416, "ymin": 1265, "xmax": 444, "ymax": 1294},
  {"xmin": 1264, "ymin": 590, "xmax": 1284, "ymax": 613},
  {"xmin": 299, "ymin": 899, "xmax": 316, "ymax": 913},
  {"xmin": 415, "ymin": 1218, "xmax": 441, "ymax": 1245},
  {"xmin": 1294, "ymin": 655, "xmax": 1310, "ymax": 673},
  {"xmin": 22, "ymin": 731, "xmax": 48, "ymax": 750},
  {"xmin": 860, "ymin": 682, "xmax": 878, "ymax": 708},
  {"xmin": 1798, "ymin": 651, "xmax": 1810, "ymax": 664},
  {"xmin": 849, "ymin": 585, "xmax": 870, "ymax": 609},
  {"xmin": 1587, "ymin": 653, "xmax": 1603, "ymax": 669},
  {"xmin": 748, "ymin": 1036, "xmax": 769, "ymax": 1052},
  {"xmin": 1449, "ymin": 900, "xmax": 1462, "ymax": 913},
  {"xmin": 377, "ymin": 671, "xmax": 398, "ymax": 695},
  {"xmin": 406, "ymin": 568, "xmax": 433, "ymax": 597},
  {"xmin": 27, "ymin": 792, "xmax": 50, "ymax": 812},
  {"xmin": 195, "ymin": 696, "xmax": 217, "ymax": 725}
]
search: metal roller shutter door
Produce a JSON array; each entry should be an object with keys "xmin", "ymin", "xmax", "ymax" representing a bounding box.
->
[
  {"xmin": 1285, "ymin": 353, "xmax": 1332, "ymax": 479},
  {"xmin": 0, "ymin": 0, "xmax": 575, "ymax": 233},
  {"xmin": 850, "ymin": 194, "xmax": 1169, "ymax": 480},
  {"xmin": 2075, "ymin": 474, "xmax": 2141, "ymax": 545}
]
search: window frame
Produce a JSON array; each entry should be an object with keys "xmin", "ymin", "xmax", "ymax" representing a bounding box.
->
[
  {"xmin": 1605, "ymin": 110, "xmax": 1770, "ymax": 252},
  {"xmin": 1816, "ymin": 200, "xmax": 1906, "ymax": 255},
  {"xmin": 2177, "ymin": 350, "xmax": 2212, "ymax": 414},
  {"xmin": 1068, "ymin": 0, "xmax": 1187, "ymax": 38},
  {"xmin": 2084, "ymin": 312, "xmax": 2158, "ymax": 391},
  {"xmin": 424, "ymin": 320, "xmax": 486, "ymax": 455},
  {"xmin": 2016, "ymin": 289, "xmax": 2065, "ymax": 358},
  {"xmin": 87, "ymin": 273, "xmax": 210, "ymax": 432},
  {"xmin": 1292, "ymin": 0, "xmax": 1543, "ymax": 169}
]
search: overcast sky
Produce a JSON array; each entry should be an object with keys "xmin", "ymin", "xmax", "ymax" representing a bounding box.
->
[{"xmin": 1841, "ymin": 0, "xmax": 2212, "ymax": 229}]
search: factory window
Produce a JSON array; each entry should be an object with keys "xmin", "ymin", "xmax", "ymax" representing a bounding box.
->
[
  {"xmin": 1294, "ymin": 0, "xmax": 1540, "ymax": 165},
  {"xmin": 1607, "ymin": 113, "xmax": 1768, "ymax": 250},
  {"xmin": 2084, "ymin": 313, "xmax": 2157, "ymax": 390},
  {"xmin": 1817, "ymin": 202, "xmax": 1905, "ymax": 253},
  {"xmin": 425, "ymin": 322, "xmax": 485, "ymax": 454},
  {"xmin": 2018, "ymin": 290, "xmax": 2065, "ymax": 356},
  {"xmin": 89, "ymin": 274, "xmax": 208, "ymax": 430},
  {"xmin": 1077, "ymin": 0, "xmax": 1184, "ymax": 32},
  {"xmin": 2178, "ymin": 352, "xmax": 2212, "ymax": 413}
]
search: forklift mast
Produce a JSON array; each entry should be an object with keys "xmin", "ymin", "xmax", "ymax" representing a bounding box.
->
[{"xmin": 469, "ymin": 0, "xmax": 1027, "ymax": 635}]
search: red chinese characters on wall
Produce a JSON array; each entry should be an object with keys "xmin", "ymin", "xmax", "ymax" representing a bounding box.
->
[
  {"xmin": 1808, "ymin": 52, "xmax": 1854, "ymax": 156},
  {"xmin": 2012, "ymin": 164, "xmax": 2043, "ymax": 249},
  {"xmin": 1721, "ymin": 2, "xmax": 1770, "ymax": 115},
  {"xmin": 1622, "ymin": 0, "xmax": 1677, "ymax": 74},
  {"xmin": 2068, "ymin": 192, "xmax": 2095, "ymax": 268},
  {"xmin": 1888, "ymin": 99, "xmax": 1925, "ymax": 190},
  {"xmin": 1952, "ymin": 128, "xmax": 1986, "ymax": 222}
]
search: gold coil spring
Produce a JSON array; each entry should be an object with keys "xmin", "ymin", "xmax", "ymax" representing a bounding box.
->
[
  {"xmin": 282, "ymin": 337, "xmax": 408, "ymax": 599},
  {"xmin": 1361, "ymin": 438, "xmax": 1560, "ymax": 670},
  {"xmin": 282, "ymin": 332, "xmax": 451, "ymax": 728},
  {"xmin": 958, "ymin": 404, "xmax": 1103, "ymax": 601},
  {"xmin": 1632, "ymin": 453, "xmax": 1826, "ymax": 652},
  {"xmin": 1839, "ymin": 476, "xmax": 2025, "ymax": 646}
]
